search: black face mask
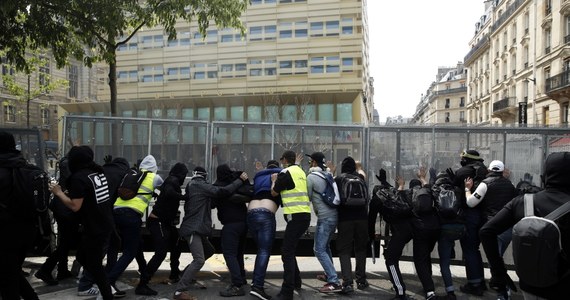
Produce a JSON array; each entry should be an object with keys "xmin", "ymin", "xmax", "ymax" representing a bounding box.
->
[{"xmin": 460, "ymin": 159, "xmax": 468, "ymax": 167}]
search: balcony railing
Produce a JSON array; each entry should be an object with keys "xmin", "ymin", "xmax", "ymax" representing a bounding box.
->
[
  {"xmin": 546, "ymin": 69, "xmax": 570, "ymax": 93},
  {"xmin": 434, "ymin": 86, "xmax": 467, "ymax": 95},
  {"xmin": 565, "ymin": 34, "xmax": 570, "ymax": 44},
  {"xmin": 493, "ymin": 97, "xmax": 516, "ymax": 113},
  {"xmin": 490, "ymin": 0, "xmax": 525, "ymax": 33},
  {"xmin": 464, "ymin": 34, "xmax": 490, "ymax": 64}
]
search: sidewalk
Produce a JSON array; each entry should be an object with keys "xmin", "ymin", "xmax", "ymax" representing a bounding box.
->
[{"xmin": 25, "ymin": 254, "xmax": 522, "ymax": 300}]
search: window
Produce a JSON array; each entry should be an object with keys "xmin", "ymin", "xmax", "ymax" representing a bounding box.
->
[
  {"xmin": 310, "ymin": 20, "xmax": 340, "ymax": 37},
  {"xmin": 4, "ymin": 104, "xmax": 16, "ymax": 123},
  {"xmin": 249, "ymin": 25, "xmax": 277, "ymax": 41},
  {"xmin": 248, "ymin": 58, "xmax": 276, "ymax": 77},
  {"xmin": 117, "ymin": 70, "xmax": 138, "ymax": 82},
  {"xmin": 166, "ymin": 66, "xmax": 190, "ymax": 80},
  {"xmin": 445, "ymin": 98, "xmax": 450, "ymax": 109},
  {"xmin": 545, "ymin": 28, "xmax": 551, "ymax": 54},
  {"xmin": 206, "ymin": 30, "xmax": 218, "ymax": 44},
  {"xmin": 341, "ymin": 17, "xmax": 353, "ymax": 35},
  {"xmin": 460, "ymin": 111, "xmax": 465, "ymax": 122},
  {"xmin": 445, "ymin": 112, "xmax": 450, "ymax": 123},
  {"xmin": 1, "ymin": 57, "xmax": 15, "ymax": 76},
  {"xmin": 167, "ymin": 31, "xmax": 190, "ymax": 47},
  {"xmin": 460, "ymin": 97, "xmax": 465, "ymax": 107},
  {"xmin": 68, "ymin": 65, "xmax": 78, "ymax": 98},
  {"xmin": 310, "ymin": 56, "xmax": 339, "ymax": 74},
  {"xmin": 39, "ymin": 57, "xmax": 50, "ymax": 87},
  {"xmin": 139, "ymin": 65, "xmax": 164, "ymax": 82},
  {"xmin": 220, "ymin": 28, "xmax": 242, "ymax": 43},
  {"xmin": 41, "ymin": 108, "xmax": 49, "ymax": 125},
  {"xmin": 279, "ymin": 21, "xmax": 307, "ymax": 39},
  {"xmin": 562, "ymin": 103, "xmax": 569, "ymax": 125},
  {"xmin": 117, "ymin": 37, "xmax": 138, "ymax": 51},
  {"xmin": 543, "ymin": 106, "xmax": 550, "ymax": 126},
  {"xmin": 141, "ymin": 34, "xmax": 164, "ymax": 49}
]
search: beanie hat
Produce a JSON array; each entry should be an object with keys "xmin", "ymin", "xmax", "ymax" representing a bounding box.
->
[
  {"xmin": 266, "ymin": 160, "xmax": 280, "ymax": 169},
  {"xmin": 0, "ymin": 131, "xmax": 17, "ymax": 153},
  {"xmin": 461, "ymin": 149, "xmax": 484, "ymax": 162},
  {"xmin": 193, "ymin": 166, "xmax": 208, "ymax": 178},
  {"xmin": 68, "ymin": 145, "xmax": 95, "ymax": 173}
]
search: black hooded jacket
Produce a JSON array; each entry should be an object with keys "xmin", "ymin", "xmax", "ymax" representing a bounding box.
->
[
  {"xmin": 0, "ymin": 151, "xmax": 29, "ymax": 223},
  {"xmin": 103, "ymin": 157, "xmax": 131, "ymax": 204},
  {"xmin": 213, "ymin": 164, "xmax": 253, "ymax": 225},
  {"xmin": 334, "ymin": 157, "xmax": 368, "ymax": 222},
  {"xmin": 150, "ymin": 162, "xmax": 188, "ymax": 224},
  {"xmin": 480, "ymin": 152, "xmax": 570, "ymax": 298}
]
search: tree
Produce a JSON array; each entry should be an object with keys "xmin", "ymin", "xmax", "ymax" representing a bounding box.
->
[{"xmin": 2, "ymin": 0, "xmax": 248, "ymax": 151}]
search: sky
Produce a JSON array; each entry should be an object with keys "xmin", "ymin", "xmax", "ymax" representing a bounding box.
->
[{"xmin": 368, "ymin": 0, "xmax": 485, "ymax": 122}]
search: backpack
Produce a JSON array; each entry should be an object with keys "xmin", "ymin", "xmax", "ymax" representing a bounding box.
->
[
  {"xmin": 512, "ymin": 194, "xmax": 570, "ymax": 287},
  {"xmin": 311, "ymin": 171, "xmax": 340, "ymax": 207},
  {"xmin": 375, "ymin": 186, "xmax": 412, "ymax": 221},
  {"xmin": 470, "ymin": 163, "xmax": 488, "ymax": 189},
  {"xmin": 412, "ymin": 186, "xmax": 434, "ymax": 215},
  {"xmin": 338, "ymin": 173, "xmax": 368, "ymax": 206},
  {"xmin": 435, "ymin": 183, "xmax": 460, "ymax": 219},
  {"xmin": 117, "ymin": 169, "xmax": 152, "ymax": 200}
]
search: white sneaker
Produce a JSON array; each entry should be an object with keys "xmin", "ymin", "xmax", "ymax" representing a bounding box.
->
[{"xmin": 78, "ymin": 286, "xmax": 99, "ymax": 296}]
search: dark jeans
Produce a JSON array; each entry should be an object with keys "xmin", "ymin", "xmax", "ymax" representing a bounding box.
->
[
  {"xmin": 413, "ymin": 226, "xmax": 440, "ymax": 294},
  {"xmin": 384, "ymin": 221, "xmax": 414, "ymax": 296},
  {"xmin": 459, "ymin": 208, "xmax": 485, "ymax": 285},
  {"xmin": 39, "ymin": 215, "xmax": 80, "ymax": 275},
  {"xmin": 247, "ymin": 208, "xmax": 276, "ymax": 289},
  {"xmin": 280, "ymin": 213, "xmax": 310, "ymax": 297},
  {"xmin": 0, "ymin": 223, "xmax": 38, "ymax": 300},
  {"xmin": 336, "ymin": 219, "xmax": 368, "ymax": 285},
  {"xmin": 438, "ymin": 223, "xmax": 465, "ymax": 292},
  {"xmin": 221, "ymin": 221, "xmax": 247, "ymax": 287},
  {"xmin": 140, "ymin": 217, "xmax": 182, "ymax": 284},
  {"xmin": 107, "ymin": 207, "xmax": 142, "ymax": 284},
  {"xmin": 77, "ymin": 234, "xmax": 113, "ymax": 300}
]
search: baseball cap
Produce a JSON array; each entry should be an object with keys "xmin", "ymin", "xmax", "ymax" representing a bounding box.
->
[
  {"xmin": 489, "ymin": 160, "xmax": 505, "ymax": 172},
  {"xmin": 306, "ymin": 152, "xmax": 326, "ymax": 167}
]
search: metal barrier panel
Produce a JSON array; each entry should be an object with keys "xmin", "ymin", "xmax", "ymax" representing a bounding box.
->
[{"xmin": 0, "ymin": 127, "xmax": 46, "ymax": 171}]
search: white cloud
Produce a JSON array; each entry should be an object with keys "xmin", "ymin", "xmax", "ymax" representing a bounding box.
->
[{"xmin": 368, "ymin": 0, "xmax": 484, "ymax": 121}]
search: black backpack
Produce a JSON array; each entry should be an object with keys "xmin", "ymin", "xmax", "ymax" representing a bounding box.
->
[
  {"xmin": 412, "ymin": 186, "xmax": 434, "ymax": 215},
  {"xmin": 512, "ymin": 194, "xmax": 570, "ymax": 287},
  {"xmin": 375, "ymin": 186, "xmax": 412, "ymax": 222},
  {"xmin": 435, "ymin": 183, "xmax": 461, "ymax": 219},
  {"xmin": 117, "ymin": 169, "xmax": 152, "ymax": 200},
  {"xmin": 338, "ymin": 173, "xmax": 368, "ymax": 206}
]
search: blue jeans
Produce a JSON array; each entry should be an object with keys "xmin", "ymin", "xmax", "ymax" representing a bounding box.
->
[
  {"xmin": 107, "ymin": 208, "xmax": 142, "ymax": 284},
  {"xmin": 459, "ymin": 208, "xmax": 485, "ymax": 285},
  {"xmin": 247, "ymin": 208, "xmax": 276, "ymax": 289},
  {"xmin": 438, "ymin": 223, "xmax": 465, "ymax": 292},
  {"xmin": 498, "ymin": 227, "xmax": 512, "ymax": 257},
  {"xmin": 313, "ymin": 217, "xmax": 339, "ymax": 284}
]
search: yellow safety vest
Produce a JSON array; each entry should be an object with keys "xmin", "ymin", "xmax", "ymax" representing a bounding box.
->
[
  {"xmin": 114, "ymin": 170, "xmax": 156, "ymax": 215},
  {"xmin": 281, "ymin": 165, "xmax": 311, "ymax": 215}
]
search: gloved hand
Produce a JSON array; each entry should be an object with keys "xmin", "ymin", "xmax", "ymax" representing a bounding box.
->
[
  {"xmin": 446, "ymin": 167, "xmax": 456, "ymax": 182},
  {"xmin": 104, "ymin": 154, "xmax": 113, "ymax": 164},
  {"xmin": 378, "ymin": 168, "xmax": 387, "ymax": 182}
]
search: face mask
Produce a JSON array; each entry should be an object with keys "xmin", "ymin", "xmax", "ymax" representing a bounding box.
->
[{"xmin": 460, "ymin": 159, "xmax": 467, "ymax": 167}]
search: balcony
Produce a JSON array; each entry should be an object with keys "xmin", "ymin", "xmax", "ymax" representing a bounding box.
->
[
  {"xmin": 566, "ymin": 34, "xmax": 570, "ymax": 44},
  {"xmin": 492, "ymin": 97, "xmax": 518, "ymax": 120},
  {"xmin": 545, "ymin": 46, "xmax": 551, "ymax": 54},
  {"xmin": 546, "ymin": 69, "xmax": 570, "ymax": 101}
]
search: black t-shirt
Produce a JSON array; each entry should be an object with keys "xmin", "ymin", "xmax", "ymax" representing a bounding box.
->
[{"xmin": 67, "ymin": 169, "xmax": 114, "ymax": 237}]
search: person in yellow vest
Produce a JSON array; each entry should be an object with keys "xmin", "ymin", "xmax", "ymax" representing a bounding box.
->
[
  {"xmin": 271, "ymin": 150, "xmax": 311, "ymax": 300},
  {"xmin": 107, "ymin": 155, "xmax": 163, "ymax": 296}
]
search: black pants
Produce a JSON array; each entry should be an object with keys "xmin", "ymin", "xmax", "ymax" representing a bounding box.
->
[
  {"xmin": 412, "ymin": 227, "xmax": 439, "ymax": 294},
  {"xmin": 336, "ymin": 219, "xmax": 368, "ymax": 285},
  {"xmin": 140, "ymin": 218, "xmax": 182, "ymax": 284},
  {"xmin": 0, "ymin": 223, "xmax": 38, "ymax": 300},
  {"xmin": 280, "ymin": 213, "xmax": 310, "ymax": 297},
  {"xmin": 39, "ymin": 215, "xmax": 80, "ymax": 275},
  {"xmin": 384, "ymin": 221, "xmax": 414, "ymax": 296},
  {"xmin": 77, "ymin": 234, "xmax": 113, "ymax": 300},
  {"xmin": 220, "ymin": 221, "xmax": 247, "ymax": 286}
]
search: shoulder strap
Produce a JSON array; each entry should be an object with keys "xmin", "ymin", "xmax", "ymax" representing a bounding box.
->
[
  {"xmin": 523, "ymin": 194, "xmax": 534, "ymax": 217},
  {"xmin": 545, "ymin": 201, "xmax": 570, "ymax": 221}
]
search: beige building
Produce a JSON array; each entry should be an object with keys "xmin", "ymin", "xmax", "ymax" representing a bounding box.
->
[
  {"xmin": 0, "ymin": 55, "xmax": 99, "ymax": 141},
  {"xmin": 465, "ymin": 0, "xmax": 570, "ymax": 126},
  {"xmin": 412, "ymin": 64, "xmax": 468, "ymax": 125},
  {"xmin": 62, "ymin": 0, "xmax": 373, "ymax": 125}
]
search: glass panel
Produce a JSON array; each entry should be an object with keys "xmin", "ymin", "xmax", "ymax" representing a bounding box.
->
[
  {"xmin": 336, "ymin": 103, "xmax": 352, "ymax": 124},
  {"xmin": 318, "ymin": 103, "xmax": 334, "ymax": 123}
]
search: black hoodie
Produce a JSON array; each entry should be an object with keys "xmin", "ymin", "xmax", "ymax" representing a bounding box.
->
[
  {"xmin": 213, "ymin": 164, "xmax": 252, "ymax": 225},
  {"xmin": 334, "ymin": 157, "xmax": 368, "ymax": 222},
  {"xmin": 480, "ymin": 152, "xmax": 570, "ymax": 298},
  {"xmin": 150, "ymin": 162, "xmax": 188, "ymax": 224}
]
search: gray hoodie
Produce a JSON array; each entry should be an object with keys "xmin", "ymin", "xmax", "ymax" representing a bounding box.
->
[{"xmin": 139, "ymin": 155, "xmax": 163, "ymax": 188}]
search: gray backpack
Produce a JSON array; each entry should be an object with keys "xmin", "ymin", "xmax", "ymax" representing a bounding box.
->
[{"xmin": 512, "ymin": 194, "xmax": 570, "ymax": 287}]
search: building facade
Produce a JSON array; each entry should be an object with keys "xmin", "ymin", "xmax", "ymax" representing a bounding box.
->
[
  {"xmin": 412, "ymin": 63, "xmax": 468, "ymax": 125},
  {"xmin": 61, "ymin": 0, "xmax": 373, "ymax": 125},
  {"xmin": 464, "ymin": 0, "xmax": 570, "ymax": 127}
]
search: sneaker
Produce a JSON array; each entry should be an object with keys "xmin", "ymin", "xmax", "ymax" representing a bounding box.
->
[
  {"xmin": 35, "ymin": 270, "xmax": 59, "ymax": 286},
  {"xmin": 220, "ymin": 285, "xmax": 245, "ymax": 297},
  {"xmin": 135, "ymin": 283, "xmax": 158, "ymax": 296},
  {"xmin": 460, "ymin": 283, "xmax": 484, "ymax": 296},
  {"xmin": 357, "ymin": 280, "xmax": 369, "ymax": 290},
  {"xmin": 77, "ymin": 287, "xmax": 100, "ymax": 296},
  {"xmin": 111, "ymin": 284, "xmax": 126, "ymax": 298},
  {"xmin": 319, "ymin": 282, "xmax": 342, "ymax": 293},
  {"xmin": 341, "ymin": 284, "xmax": 354, "ymax": 294},
  {"xmin": 250, "ymin": 285, "xmax": 272, "ymax": 300},
  {"xmin": 56, "ymin": 269, "xmax": 74, "ymax": 280},
  {"xmin": 188, "ymin": 280, "xmax": 207, "ymax": 290},
  {"xmin": 173, "ymin": 291, "xmax": 197, "ymax": 300}
]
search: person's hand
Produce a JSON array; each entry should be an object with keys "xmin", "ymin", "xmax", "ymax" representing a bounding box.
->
[
  {"xmin": 295, "ymin": 153, "xmax": 304, "ymax": 165},
  {"xmin": 464, "ymin": 177, "xmax": 473, "ymax": 190},
  {"xmin": 49, "ymin": 182, "xmax": 62, "ymax": 196},
  {"xmin": 396, "ymin": 175, "xmax": 405, "ymax": 189},
  {"xmin": 446, "ymin": 167, "xmax": 456, "ymax": 181},
  {"xmin": 378, "ymin": 168, "xmax": 387, "ymax": 182},
  {"xmin": 417, "ymin": 166, "xmax": 427, "ymax": 179},
  {"xmin": 104, "ymin": 154, "xmax": 113, "ymax": 164},
  {"xmin": 271, "ymin": 173, "xmax": 278, "ymax": 183},
  {"xmin": 240, "ymin": 172, "xmax": 249, "ymax": 182},
  {"xmin": 326, "ymin": 160, "xmax": 336, "ymax": 175}
]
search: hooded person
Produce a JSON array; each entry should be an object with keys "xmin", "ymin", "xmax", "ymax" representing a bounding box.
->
[
  {"xmin": 136, "ymin": 162, "xmax": 188, "ymax": 296},
  {"xmin": 0, "ymin": 131, "xmax": 41, "ymax": 300},
  {"xmin": 175, "ymin": 166, "xmax": 247, "ymax": 299},
  {"xmin": 333, "ymin": 156, "xmax": 370, "ymax": 292},
  {"xmin": 481, "ymin": 152, "xmax": 570, "ymax": 300},
  {"xmin": 108, "ymin": 154, "xmax": 163, "ymax": 296},
  {"xmin": 213, "ymin": 164, "xmax": 253, "ymax": 297}
]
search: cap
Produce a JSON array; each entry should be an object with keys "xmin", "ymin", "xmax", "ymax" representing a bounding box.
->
[
  {"xmin": 280, "ymin": 150, "xmax": 296, "ymax": 162},
  {"xmin": 489, "ymin": 160, "xmax": 505, "ymax": 172},
  {"xmin": 306, "ymin": 152, "xmax": 326, "ymax": 167},
  {"xmin": 461, "ymin": 149, "xmax": 483, "ymax": 162}
]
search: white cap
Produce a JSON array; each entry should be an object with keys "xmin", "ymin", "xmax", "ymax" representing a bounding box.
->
[{"xmin": 489, "ymin": 160, "xmax": 505, "ymax": 172}]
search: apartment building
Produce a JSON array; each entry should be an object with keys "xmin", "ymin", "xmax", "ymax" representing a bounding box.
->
[
  {"xmin": 0, "ymin": 56, "xmax": 99, "ymax": 140},
  {"xmin": 412, "ymin": 64, "xmax": 468, "ymax": 125},
  {"xmin": 61, "ymin": 0, "xmax": 373, "ymax": 125},
  {"xmin": 464, "ymin": 0, "xmax": 570, "ymax": 127}
]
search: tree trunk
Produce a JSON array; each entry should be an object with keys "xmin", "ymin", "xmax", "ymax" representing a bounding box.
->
[{"xmin": 108, "ymin": 57, "xmax": 121, "ymax": 155}]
